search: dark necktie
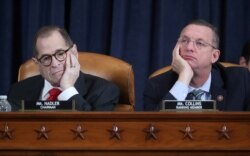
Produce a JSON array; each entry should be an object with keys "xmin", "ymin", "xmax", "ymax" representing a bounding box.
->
[
  {"xmin": 47, "ymin": 88, "xmax": 62, "ymax": 101},
  {"xmin": 186, "ymin": 89, "xmax": 205, "ymax": 100}
]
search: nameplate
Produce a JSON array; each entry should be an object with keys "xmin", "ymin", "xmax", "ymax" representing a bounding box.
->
[
  {"xmin": 21, "ymin": 100, "xmax": 76, "ymax": 111},
  {"xmin": 161, "ymin": 100, "xmax": 216, "ymax": 112}
]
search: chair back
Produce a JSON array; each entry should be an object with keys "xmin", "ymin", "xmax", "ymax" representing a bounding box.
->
[
  {"xmin": 149, "ymin": 62, "xmax": 240, "ymax": 79},
  {"xmin": 18, "ymin": 52, "xmax": 135, "ymax": 111}
]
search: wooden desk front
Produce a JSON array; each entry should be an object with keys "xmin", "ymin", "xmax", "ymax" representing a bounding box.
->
[{"xmin": 0, "ymin": 112, "xmax": 250, "ymax": 156}]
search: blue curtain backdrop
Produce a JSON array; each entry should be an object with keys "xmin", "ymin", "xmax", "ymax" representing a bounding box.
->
[{"xmin": 0, "ymin": 0, "xmax": 250, "ymax": 111}]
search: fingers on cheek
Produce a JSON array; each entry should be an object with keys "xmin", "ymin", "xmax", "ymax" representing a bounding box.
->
[
  {"xmin": 71, "ymin": 55, "xmax": 78, "ymax": 66},
  {"xmin": 66, "ymin": 53, "xmax": 71, "ymax": 65},
  {"xmin": 76, "ymin": 65, "xmax": 80, "ymax": 71}
]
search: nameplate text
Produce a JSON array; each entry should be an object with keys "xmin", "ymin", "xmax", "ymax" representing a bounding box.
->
[
  {"xmin": 21, "ymin": 100, "xmax": 75, "ymax": 111},
  {"xmin": 161, "ymin": 100, "xmax": 216, "ymax": 111}
]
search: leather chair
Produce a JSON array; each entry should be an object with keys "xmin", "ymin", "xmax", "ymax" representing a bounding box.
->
[
  {"xmin": 149, "ymin": 62, "xmax": 240, "ymax": 78},
  {"xmin": 18, "ymin": 52, "xmax": 135, "ymax": 111}
]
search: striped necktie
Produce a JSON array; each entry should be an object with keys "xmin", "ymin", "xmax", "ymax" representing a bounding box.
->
[{"xmin": 186, "ymin": 89, "xmax": 205, "ymax": 100}]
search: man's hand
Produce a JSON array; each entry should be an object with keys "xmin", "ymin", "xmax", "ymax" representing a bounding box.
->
[
  {"xmin": 171, "ymin": 43, "xmax": 193, "ymax": 85},
  {"xmin": 60, "ymin": 51, "xmax": 80, "ymax": 90}
]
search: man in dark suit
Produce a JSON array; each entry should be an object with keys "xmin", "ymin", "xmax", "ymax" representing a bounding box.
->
[
  {"xmin": 144, "ymin": 20, "xmax": 250, "ymax": 111},
  {"xmin": 8, "ymin": 26, "xmax": 119, "ymax": 111}
]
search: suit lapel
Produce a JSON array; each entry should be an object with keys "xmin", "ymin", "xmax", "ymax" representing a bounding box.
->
[
  {"xmin": 26, "ymin": 76, "xmax": 44, "ymax": 100},
  {"xmin": 210, "ymin": 67, "xmax": 227, "ymax": 110}
]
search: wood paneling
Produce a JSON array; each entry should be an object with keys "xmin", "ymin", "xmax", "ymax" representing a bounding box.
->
[{"xmin": 0, "ymin": 112, "xmax": 250, "ymax": 155}]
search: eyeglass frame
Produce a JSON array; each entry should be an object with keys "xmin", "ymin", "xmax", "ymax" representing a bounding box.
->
[
  {"xmin": 178, "ymin": 37, "xmax": 217, "ymax": 50},
  {"xmin": 36, "ymin": 44, "xmax": 74, "ymax": 66}
]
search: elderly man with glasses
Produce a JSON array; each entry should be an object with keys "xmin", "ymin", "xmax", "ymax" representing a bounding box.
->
[
  {"xmin": 144, "ymin": 19, "xmax": 250, "ymax": 111},
  {"xmin": 8, "ymin": 26, "xmax": 119, "ymax": 111}
]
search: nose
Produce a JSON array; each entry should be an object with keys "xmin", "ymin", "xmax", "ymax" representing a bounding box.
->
[
  {"xmin": 50, "ymin": 56, "xmax": 60, "ymax": 67},
  {"xmin": 186, "ymin": 40, "xmax": 196, "ymax": 51}
]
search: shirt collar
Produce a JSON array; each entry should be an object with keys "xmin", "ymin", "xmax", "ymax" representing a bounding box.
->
[
  {"xmin": 188, "ymin": 72, "xmax": 211, "ymax": 93},
  {"xmin": 41, "ymin": 80, "xmax": 61, "ymax": 100}
]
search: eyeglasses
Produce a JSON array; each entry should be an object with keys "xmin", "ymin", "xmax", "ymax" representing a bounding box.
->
[
  {"xmin": 37, "ymin": 44, "xmax": 73, "ymax": 66},
  {"xmin": 178, "ymin": 37, "xmax": 217, "ymax": 50}
]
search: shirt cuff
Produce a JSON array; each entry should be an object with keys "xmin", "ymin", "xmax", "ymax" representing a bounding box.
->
[
  {"xmin": 169, "ymin": 81, "xmax": 189, "ymax": 100},
  {"xmin": 58, "ymin": 87, "xmax": 78, "ymax": 100}
]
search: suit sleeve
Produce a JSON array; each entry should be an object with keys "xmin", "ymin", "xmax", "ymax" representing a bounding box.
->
[{"xmin": 70, "ymin": 83, "xmax": 119, "ymax": 111}]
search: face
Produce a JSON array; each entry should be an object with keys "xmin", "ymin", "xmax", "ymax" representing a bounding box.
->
[
  {"xmin": 178, "ymin": 24, "xmax": 220, "ymax": 71},
  {"xmin": 34, "ymin": 31, "xmax": 76, "ymax": 86}
]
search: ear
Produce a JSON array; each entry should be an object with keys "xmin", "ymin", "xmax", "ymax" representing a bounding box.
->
[
  {"xmin": 211, "ymin": 49, "xmax": 220, "ymax": 63},
  {"xmin": 32, "ymin": 57, "xmax": 39, "ymax": 65},
  {"xmin": 239, "ymin": 56, "xmax": 247, "ymax": 66}
]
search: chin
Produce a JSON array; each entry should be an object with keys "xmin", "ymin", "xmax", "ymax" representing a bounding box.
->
[
  {"xmin": 48, "ymin": 75, "xmax": 61, "ymax": 86},
  {"xmin": 50, "ymin": 80, "xmax": 60, "ymax": 87},
  {"xmin": 185, "ymin": 59, "xmax": 194, "ymax": 65},
  {"xmin": 186, "ymin": 60, "xmax": 196, "ymax": 68}
]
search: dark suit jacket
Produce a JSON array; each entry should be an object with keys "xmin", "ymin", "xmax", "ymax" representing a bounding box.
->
[
  {"xmin": 144, "ymin": 63, "xmax": 250, "ymax": 111},
  {"xmin": 8, "ymin": 72, "xmax": 119, "ymax": 111}
]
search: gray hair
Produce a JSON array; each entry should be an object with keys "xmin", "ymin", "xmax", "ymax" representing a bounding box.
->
[
  {"xmin": 33, "ymin": 26, "xmax": 73, "ymax": 57},
  {"xmin": 182, "ymin": 19, "xmax": 220, "ymax": 49}
]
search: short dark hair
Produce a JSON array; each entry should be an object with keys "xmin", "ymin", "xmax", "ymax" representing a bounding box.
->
[
  {"xmin": 241, "ymin": 41, "xmax": 250, "ymax": 64},
  {"xmin": 182, "ymin": 19, "xmax": 220, "ymax": 49},
  {"xmin": 33, "ymin": 26, "xmax": 73, "ymax": 57}
]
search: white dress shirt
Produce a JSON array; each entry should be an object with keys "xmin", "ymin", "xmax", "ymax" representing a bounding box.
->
[
  {"xmin": 169, "ymin": 73, "xmax": 212, "ymax": 100},
  {"xmin": 40, "ymin": 80, "xmax": 78, "ymax": 100}
]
